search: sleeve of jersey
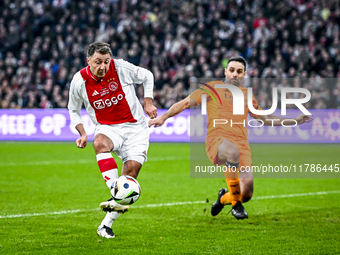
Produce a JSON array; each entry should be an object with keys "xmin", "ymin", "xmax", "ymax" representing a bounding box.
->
[
  {"xmin": 68, "ymin": 73, "xmax": 83, "ymax": 128},
  {"xmin": 117, "ymin": 59, "xmax": 154, "ymax": 98},
  {"xmin": 249, "ymin": 94, "xmax": 263, "ymax": 118}
]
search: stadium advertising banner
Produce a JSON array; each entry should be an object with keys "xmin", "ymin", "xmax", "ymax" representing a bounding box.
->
[{"xmin": 0, "ymin": 109, "xmax": 339, "ymax": 143}]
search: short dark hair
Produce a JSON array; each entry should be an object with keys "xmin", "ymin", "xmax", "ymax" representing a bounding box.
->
[
  {"xmin": 87, "ymin": 42, "xmax": 113, "ymax": 58},
  {"xmin": 227, "ymin": 56, "xmax": 247, "ymax": 71}
]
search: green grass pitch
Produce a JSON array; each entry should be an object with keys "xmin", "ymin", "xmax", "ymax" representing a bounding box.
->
[{"xmin": 0, "ymin": 142, "xmax": 339, "ymax": 254}]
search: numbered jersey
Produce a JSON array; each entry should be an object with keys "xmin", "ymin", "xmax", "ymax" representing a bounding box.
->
[{"xmin": 68, "ymin": 59, "xmax": 154, "ymax": 127}]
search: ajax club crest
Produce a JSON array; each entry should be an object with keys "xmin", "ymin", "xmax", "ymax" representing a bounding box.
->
[{"xmin": 109, "ymin": 81, "xmax": 118, "ymax": 91}]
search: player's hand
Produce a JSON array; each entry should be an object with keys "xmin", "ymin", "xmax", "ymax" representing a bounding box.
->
[
  {"xmin": 149, "ymin": 116, "xmax": 166, "ymax": 127},
  {"xmin": 296, "ymin": 114, "xmax": 313, "ymax": 124},
  {"xmin": 76, "ymin": 135, "xmax": 88, "ymax": 148},
  {"xmin": 144, "ymin": 98, "xmax": 157, "ymax": 119}
]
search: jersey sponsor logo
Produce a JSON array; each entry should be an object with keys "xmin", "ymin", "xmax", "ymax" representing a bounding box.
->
[
  {"xmin": 92, "ymin": 90, "xmax": 99, "ymax": 96},
  {"xmin": 100, "ymin": 88, "xmax": 110, "ymax": 97},
  {"xmin": 93, "ymin": 94, "xmax": 125, "ymax": 109},
  {"xmin": 109, "ymin": 81, "xmax": 118, "ymax": 91},
  {"xmin": 93, "ymin": 99, "xmax": 105, "ymax": 109}
]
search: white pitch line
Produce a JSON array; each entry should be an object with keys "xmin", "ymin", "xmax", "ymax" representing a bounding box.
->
[
  {"xmin": 0, "ymin": 156, "xmax": 189, "ymax": 167},
  {"xmin": 0, "ymin": 209, "xmax": 94, "ymax": 219},
  {"xmin": 134, "ymin": 200, "xmax": 205, "ymax": 208},
  {"xmin": 252, "ymin": 190, "xmax": 340, "ymax": 200},
  {"xmin": 0, "ymin": 190, "xmax": 339, "ymax": 219}
]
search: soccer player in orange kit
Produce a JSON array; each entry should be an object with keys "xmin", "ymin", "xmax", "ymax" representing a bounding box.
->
[{"xmin": 149, "ymin": 56, "xmax": 313, "ymax": 219}]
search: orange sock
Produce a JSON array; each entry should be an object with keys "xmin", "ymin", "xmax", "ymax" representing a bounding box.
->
[
  {"xmin": 220, "ymin": 180, "xmax": 242, "ymax": 205},
  {"xmin": 220, "ymin": 178, "xmax": 242, "ymax": 206},
  {"xmin": 226, "ymin": 178, "xmax": 241, "ymax": 206},
  {"xmin": 222, "ymin": 162, "xmax": 241, "ymax": 206},
  {"xmin": 220, "ymin": 192, "xmax": 232, "ymax": 205}
]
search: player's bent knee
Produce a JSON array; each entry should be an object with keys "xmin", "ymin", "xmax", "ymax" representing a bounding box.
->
[
  {"xmin": 218, "ymin": 144, "xmax": 240, "ymax": 163},
  {"xmin": 221, "ymin": 149, "xmax": 240, "ymax": 163},
  {"xmin": 93, "ymin": 135, "xmax": 113, "ymax": 154},
  {"xmin": 229, "ymin": 149, "xmax": 240, "ymax": 162}
]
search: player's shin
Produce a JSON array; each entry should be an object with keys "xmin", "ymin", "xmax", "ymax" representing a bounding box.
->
[
  {"xmin": 96, "ymin": 152, "xmax": 119, "ymax": 189},
  {"xmin": 222, "ymin": 161, "xmax": 241, "ymax": 206}
]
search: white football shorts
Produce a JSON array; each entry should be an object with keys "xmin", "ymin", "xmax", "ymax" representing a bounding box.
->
[{"xmin": 94, "ymin": 122, "xmax": 149, "ymax": 165}]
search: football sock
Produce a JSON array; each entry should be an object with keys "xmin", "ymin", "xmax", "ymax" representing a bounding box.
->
[
  {"xmin": 101, "ymin": 211, "xmax": 120, "ymax": 228},
  {"xmin": 222, "ymin": 161, "xmax": 241, "ymax": 206},
  {"xmin": 96, "ymin": 152, "xmax": 119, "ymax": 189},
  {"xmin": 220, "ymin": 192, "xmax": 232, "ymax": 205},
  {"xmin": 226, "ymin": 178, "xmax": 241, "ymax": 206}
]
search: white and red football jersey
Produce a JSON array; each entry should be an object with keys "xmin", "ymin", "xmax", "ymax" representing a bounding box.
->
[{"xmin": 68, "ymin": 59, "xmax": 154, "ymax": 127}]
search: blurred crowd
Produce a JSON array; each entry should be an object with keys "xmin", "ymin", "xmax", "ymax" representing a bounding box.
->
[{"xmin": 0, "ymin": 0, "xmax": 339, "ymax": 110}]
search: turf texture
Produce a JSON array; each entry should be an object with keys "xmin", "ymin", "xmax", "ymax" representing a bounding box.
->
[{"xmin": 0, "ymin": 142, "xmax": 339, "ymax": 254}]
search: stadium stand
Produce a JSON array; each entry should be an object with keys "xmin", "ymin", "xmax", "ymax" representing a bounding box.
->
[{"xmin": 0, "ymin": 0, "xmax": 339, "ymax": 109}]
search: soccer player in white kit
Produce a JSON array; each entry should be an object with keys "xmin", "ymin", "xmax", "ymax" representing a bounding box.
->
[{"xmin": 68, "ymin": 42, "xmax": 157, "ymax": 238}]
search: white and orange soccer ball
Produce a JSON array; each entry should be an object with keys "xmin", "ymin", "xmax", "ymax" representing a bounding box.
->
[{"xmin": 110, "ymin": 175, "xmax": 141, "ymax": 205}]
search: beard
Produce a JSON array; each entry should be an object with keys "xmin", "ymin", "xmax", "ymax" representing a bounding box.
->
[{"xmin": 227, "ymin": 78, "xmax": 240, "ymax": 86}]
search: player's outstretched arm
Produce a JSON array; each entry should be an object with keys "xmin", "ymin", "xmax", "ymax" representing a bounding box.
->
[
  {"xmin": 149, "ymin": 96, "xmax": 194, "ymax": 127},
  {"xmin": 254, "ymin": 114, "xmax": 313, "ymax": 126},
  {"xmin": 295, "ymin": 114, "xmax": 314, "ymax": 124},
  {"xmin": 75, "ymin": 123, "xmax": 88, "ymax": 148}
]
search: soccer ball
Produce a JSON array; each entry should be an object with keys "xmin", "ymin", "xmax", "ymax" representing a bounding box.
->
[{"xmin": 110, "ymin": 175, "xmax": 141, "ymax": 205}]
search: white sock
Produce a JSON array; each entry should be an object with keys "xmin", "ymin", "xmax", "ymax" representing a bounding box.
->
[
  {"xmin": 96, "ymin": 152, "xmax": 119, "ymax": 189},
  {"xmin": 97, "ymin": 153, "xmax": 121, "ymax": 228},
  {"xmin": 100, "ymin": 211, "xmax": 121, "ymax": 228}
]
